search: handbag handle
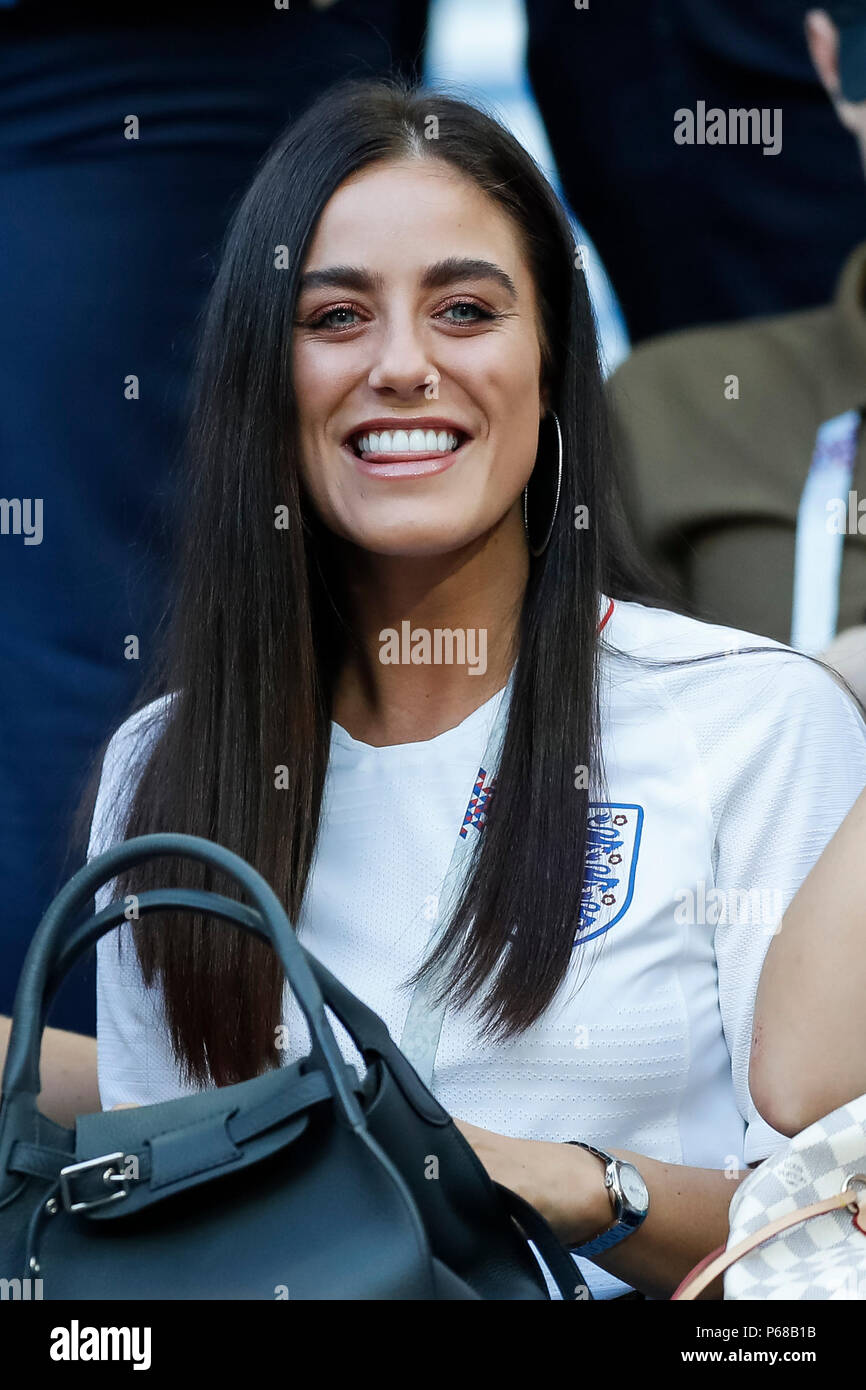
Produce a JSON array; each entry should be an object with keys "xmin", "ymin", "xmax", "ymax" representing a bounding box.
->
[
  {"xmin": 41, "ymin": 887, "xmax": 590, "ymax": 1302},
  {"xmin": 671, "ymin": 1180, "xmax": 866, "ymax": 1300},
  {"xmin": 0, "ymin": 833, "xmax": 365, "ymax": 1131},
  {"xmin": 43, "ymin": 886, "xmax": 448, "ymax": 1125}
]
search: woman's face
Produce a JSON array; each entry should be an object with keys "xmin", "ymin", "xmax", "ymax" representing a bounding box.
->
[{"xmin": 291, "ymin": 157, "xmax": 547, "ymax": 558}]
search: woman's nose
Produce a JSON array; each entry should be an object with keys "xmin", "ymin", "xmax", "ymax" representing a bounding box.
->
[{"xmin": 367, "ymin": 318, "xmax": 437, "ymax": 397}]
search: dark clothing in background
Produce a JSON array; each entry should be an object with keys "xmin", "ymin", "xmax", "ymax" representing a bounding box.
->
[
  {"xmin": 607, "ymin": 244, "xmax": 866, "ymax": 643},
  {"xmin": 526, "ymin": 0, "xmax": 866, "ymax": 343},
  {"xmin": 0, "ymin": 2, "xmax": 429, "ymax": 1032}
]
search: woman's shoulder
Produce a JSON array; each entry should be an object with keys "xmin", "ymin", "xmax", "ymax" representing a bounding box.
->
[
  {"xmin": 602, "ymin": 596, "xmax": 864, "ymax": 743},
  {"xmin": 103, "ymin": 692, "xmax": 177, "ymax": 773},
  {"xmin": 89, "ymin": 693, "xmax": 177, "ymax": 857},
  {"xmin": 602, "ymin": 596, "xmax": 789, "ymax": 663},
  {"xmin": 602, "ymin": 598, "xmax": 866, "ymax": 841}
]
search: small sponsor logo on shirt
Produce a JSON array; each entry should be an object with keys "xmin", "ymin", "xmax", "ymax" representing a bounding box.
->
[{"xmin": 576, "ymin": 804, "xmax": 643, "ymax": 944}]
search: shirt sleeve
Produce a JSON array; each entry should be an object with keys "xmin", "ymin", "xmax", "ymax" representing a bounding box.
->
[
  {"xmin": 699, "ymin": 652, "xmax": 866, "ymax": 1163},
  {"xmin": 89, "ymin": 698, "xmax": 194, "ymax": 1109}
]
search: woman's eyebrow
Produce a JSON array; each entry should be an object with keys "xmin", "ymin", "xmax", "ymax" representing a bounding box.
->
[
  {"xmin": 420, "ymin": 258, "xmax": 518, "ymax": 300},
  {"xmin": 298, "ymin": 266, "xmax": 382, "ymax": 295},
  {"xmin": 297, "ymin": 258, "xmax": 518, "ymax": 300}
]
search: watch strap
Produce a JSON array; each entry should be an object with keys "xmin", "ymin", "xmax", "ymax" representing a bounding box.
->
[
  {"xmin": 571, "ymin": 1216, "xmax": 634, "ymax": 1258},
  {"xmin": 568, "ymin": 1140, "xmax": 616, "ymax": 1168}
]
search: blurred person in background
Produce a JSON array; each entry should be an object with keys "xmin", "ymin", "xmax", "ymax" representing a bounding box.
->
[
  {"xmin": 607, "ymin": 5, "xmax": 866, "ymax": 702},
  {"xmin": 0, "ymin": 0, "xmax": 429, "ymax": 1091},
  {"xmin": 526, "ymin": 0, "xmax": 866, "ymax": 344}
]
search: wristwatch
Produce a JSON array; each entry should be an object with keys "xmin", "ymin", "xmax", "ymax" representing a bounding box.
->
[{"xmin": 564, "ymin": 1141, "xmax": 649, "ymax": 1256}]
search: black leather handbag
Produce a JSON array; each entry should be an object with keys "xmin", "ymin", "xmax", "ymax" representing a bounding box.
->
[{"xmin": 0, "ymin": 833, "xmax": 589, "ymax": 1301}]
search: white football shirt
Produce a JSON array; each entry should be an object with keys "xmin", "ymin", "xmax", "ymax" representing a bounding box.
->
[{"xmin": 91, "ymin": 597, "xmax": 866, "ymax": 1298}]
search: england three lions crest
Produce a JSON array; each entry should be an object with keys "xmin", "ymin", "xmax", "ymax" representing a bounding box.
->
[{"xmin": 575, "ymin": 803, "xmax": 644, "ymax": 945}]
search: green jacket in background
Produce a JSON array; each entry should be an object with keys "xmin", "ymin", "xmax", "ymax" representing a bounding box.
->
[{"xmin": 607, "ymin": 244, "xmax": 866, "ymax": 644}]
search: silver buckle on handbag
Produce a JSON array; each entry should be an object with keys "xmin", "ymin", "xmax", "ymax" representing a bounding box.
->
[{"xmin": 59, "ymin": 1153, "xmax": 130, "ymax": 1212}]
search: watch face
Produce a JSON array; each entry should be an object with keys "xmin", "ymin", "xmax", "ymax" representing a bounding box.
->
[{"xmin": 619, "ymin": 1164, "xmax": 648, "ymax": 1211}]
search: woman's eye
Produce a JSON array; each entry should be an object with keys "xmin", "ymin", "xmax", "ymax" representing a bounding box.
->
[
  {"xmin": 302, "ymin": 299, "xmax": 495, "ymax": 331},
  {"xmin": 438, "ymin": 300, "xmax": 494, "ymax": 325},
  {"xmin": 307, "ymin": 305, "xmax": 362, "ymax": 330}
]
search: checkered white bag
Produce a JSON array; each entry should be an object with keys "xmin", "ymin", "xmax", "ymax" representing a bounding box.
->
[{"xmin": 673, "ymin": 1093, "xmax": 866, "ymax": 1300}]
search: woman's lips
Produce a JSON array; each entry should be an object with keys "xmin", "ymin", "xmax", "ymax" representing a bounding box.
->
[{"xmin": 341, "ymin": 437, "xmax": 468, "ymax": 478}]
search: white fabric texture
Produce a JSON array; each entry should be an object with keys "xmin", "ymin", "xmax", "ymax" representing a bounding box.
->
[{"xmin": 91, "ymin": 598, "xmax": 866, "ymax": 1299}]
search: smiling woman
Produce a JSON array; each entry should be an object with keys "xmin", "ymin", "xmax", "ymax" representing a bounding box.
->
[
  {"xmin": 79, "ymin": 79, "xmax": 866, "ymax": 1301},
  {"xmin": 291, "ymin": 160, "xmax": 547, "ymax": 559}
]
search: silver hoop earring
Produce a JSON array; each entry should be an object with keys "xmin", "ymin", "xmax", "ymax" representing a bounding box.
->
[{"xmin": 523, "ymin": 410, "xmax": 563, "ymax": 558}]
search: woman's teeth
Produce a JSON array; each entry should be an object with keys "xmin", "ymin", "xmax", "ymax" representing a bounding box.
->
[{"xmin": 353, "ymin": 428, "xmax": 460, "ymax": 456}]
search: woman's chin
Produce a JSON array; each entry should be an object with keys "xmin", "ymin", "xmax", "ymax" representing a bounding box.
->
[{"xmin": 345, "ymin": 522, "xmax": 488, "ymax": 560}]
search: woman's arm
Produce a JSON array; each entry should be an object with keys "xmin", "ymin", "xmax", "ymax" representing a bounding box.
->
[
  {"xmin": 750, "ymin": 785, "xmax": 866, "ymax": 1137},
  {"xmin": 455, "ymin": 1119, "xmax": 744, "ymax": 1299},
  {"xmin": 0, "ymin": 1015, "xmax": 100, "ymax": 1125}
]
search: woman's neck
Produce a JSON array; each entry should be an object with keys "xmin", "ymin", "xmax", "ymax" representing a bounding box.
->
[{"xmin": 332, "ymin": 505, "xmax": 528, "ymax": 746}]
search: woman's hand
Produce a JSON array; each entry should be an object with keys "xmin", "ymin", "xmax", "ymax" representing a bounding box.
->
[
  {"xmin": 0, "ymin": 1018, "xmax": 100, "ymax": 1127},
  {"xmin": 455, "ymin": 1118, "xmax": 750, "ymax": 1299},
  {"xmin": 453, "ymin": 1117, "xmax": 612, "ymax": 1247}
]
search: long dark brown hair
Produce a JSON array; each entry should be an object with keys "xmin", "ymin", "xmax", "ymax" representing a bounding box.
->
[{"xmin": 74, "ymin": 78, "xmax": 668, "ymax": 1088}]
